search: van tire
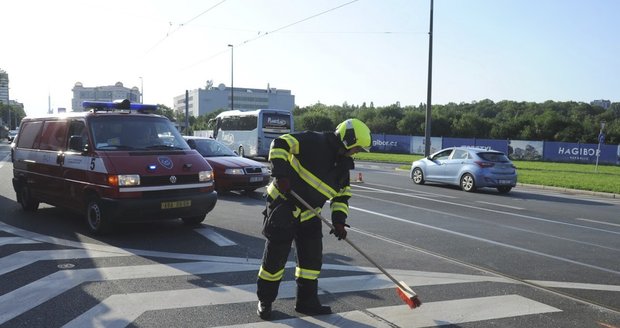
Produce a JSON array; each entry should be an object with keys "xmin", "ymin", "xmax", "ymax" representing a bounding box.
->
[
  {"xmin": 182, "ymin": 214, "xmax": 206, "ymax": 226},
  {"xmin": 18, "ymin": 184, "xmax": 40, "ymax": 211},
  {"xmin": 86, "ymin": 198, "xmax": 111, "ymax": 234}
]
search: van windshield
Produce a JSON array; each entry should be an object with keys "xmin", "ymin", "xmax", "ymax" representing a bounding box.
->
[{"xmin": 91, "ymin": 116, "xmax": 190, "ymax": 151}]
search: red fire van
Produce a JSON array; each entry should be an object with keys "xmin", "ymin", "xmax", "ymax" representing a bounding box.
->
[{"xmin": 11, "ymin": 99, "xmax": 217, "ymax": 234}]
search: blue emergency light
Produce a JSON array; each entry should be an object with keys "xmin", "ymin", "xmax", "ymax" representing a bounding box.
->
[{"xmin": 82, "ymin": 99, "xmax": 158, "ymax": 113}]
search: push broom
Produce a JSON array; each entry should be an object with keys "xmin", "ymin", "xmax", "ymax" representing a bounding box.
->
[{"xmin": 290, "ymin": 190, "xmax": 422, "ymax": 309}]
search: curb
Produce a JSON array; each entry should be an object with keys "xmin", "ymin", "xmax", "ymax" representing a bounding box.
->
[
  {"xmin": 517, "ymin": 183, "xmax": 619, "ymax": 199},
  {"xmin": 389, "ymin": 166, "xmax": 619, "ymax": 199}
]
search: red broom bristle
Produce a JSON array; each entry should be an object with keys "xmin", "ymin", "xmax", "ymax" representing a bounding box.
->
[{"xmin": 396, "ymin": 286, "xmax": 422, "ymax": 309}]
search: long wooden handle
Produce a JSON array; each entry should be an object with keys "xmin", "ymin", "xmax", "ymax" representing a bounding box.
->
[{"xmin": 289, "ymin": 190, "xmax": 407, "ymax": 290}]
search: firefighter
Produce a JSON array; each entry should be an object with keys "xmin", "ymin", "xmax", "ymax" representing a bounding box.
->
[{"xmin": 256, "ymin": 118, "xmax": 372, "ymax": 320}]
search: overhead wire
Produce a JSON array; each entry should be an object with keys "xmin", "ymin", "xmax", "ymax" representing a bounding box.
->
[
  {"xmin": 182, "ymin": 0, "xmax": 361, "ymax": 71},
  {"xmin": 143, "ymin": 0, "xmax": 227, "ymax": 57}
]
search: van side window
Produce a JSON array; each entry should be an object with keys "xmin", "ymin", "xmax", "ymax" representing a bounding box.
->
[
  {"xmin": 67, "ymin": 121, "xmax": 88, "ymax": 151},
  {"xmin": 16, "ymin": 121, "xmax": 43, "ymax": 149},
  {"xmin": 38, "ymin": 121, "xmax": 68, "ymax": 151}
]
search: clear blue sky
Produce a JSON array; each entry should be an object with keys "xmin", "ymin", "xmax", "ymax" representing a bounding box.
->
[{"xmin": 2, "ymin": 0, "xmax": 619, "ymax": 116}]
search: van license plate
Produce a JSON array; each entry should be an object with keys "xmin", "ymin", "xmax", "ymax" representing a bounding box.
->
[
  {"xmin": 161, "ymin": 200, "xmax": 192, "ymax": 209},
  {"xmin": 250, "ymin": 177, "xmax": 264, "ymax": 182}
]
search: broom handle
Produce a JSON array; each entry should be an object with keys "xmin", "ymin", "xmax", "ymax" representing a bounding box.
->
[{"xmin": 290, "ymin": 190, "xmax": 407, "ymax": 291}]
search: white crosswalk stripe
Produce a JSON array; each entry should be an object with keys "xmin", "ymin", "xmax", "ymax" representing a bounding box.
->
[
  {"xmin": 0, "ymin": 236, "xmax": 41, "ymax": 246},
  {"xmin": 8, "ymin": 224, "xmax": 618, "ymax": 327}
]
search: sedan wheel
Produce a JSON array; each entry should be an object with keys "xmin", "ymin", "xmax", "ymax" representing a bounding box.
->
[
  {"xmin": 412, "ymin": 168, "xmax": 425, "ymax": 185},
  {"xmin": 460, "ymin": 173, "xmax": 476, "ymax": 192}
]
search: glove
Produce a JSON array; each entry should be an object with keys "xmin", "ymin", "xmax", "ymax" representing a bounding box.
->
[
  {"xmin": 330, "ymin": 223, "xmax": 350, "ymax": 240},
  {"xmin": 275, "ymin": 177, "xmax": 291, "ymax": 194}
]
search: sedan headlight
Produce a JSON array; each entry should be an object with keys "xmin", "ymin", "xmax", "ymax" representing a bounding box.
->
[
  {"xmin": 260, "ymin": 166, "xmax": 271, "ymax": 174},
  {"xmin": 199, "ymin": 170, "xmax": 214, "ymax": 182},
  {"xmin": 225, "ymin": 168, "xmax": 245, "ymax": 175}
]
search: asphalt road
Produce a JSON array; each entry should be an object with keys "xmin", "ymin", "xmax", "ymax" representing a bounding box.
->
[{"xmin": 0, "ymin": 141, "xmax": 619, "ymax": 327}]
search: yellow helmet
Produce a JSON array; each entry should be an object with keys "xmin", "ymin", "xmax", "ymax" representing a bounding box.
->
[{"xmin": 335, "ymin": 118, "xmax": 372, "ymax": 152}]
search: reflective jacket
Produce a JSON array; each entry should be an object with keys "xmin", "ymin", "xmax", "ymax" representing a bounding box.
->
[{"xmin": 266, "ymin": 131, "xmax": 353, "ymax": 226}]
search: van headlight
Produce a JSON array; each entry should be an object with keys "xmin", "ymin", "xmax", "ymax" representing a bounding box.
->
[
  {"xmin": 108, "ymin": 174, "xmax": 140, "ymax": 186},
  {"xmin": 199, "ymin": 170, "xmax": 213, "ymax": 182}
]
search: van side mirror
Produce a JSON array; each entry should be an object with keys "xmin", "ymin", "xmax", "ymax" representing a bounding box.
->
[{"xmin": 69, "ymin": 135, "xmax": 89, "ymax": 152}]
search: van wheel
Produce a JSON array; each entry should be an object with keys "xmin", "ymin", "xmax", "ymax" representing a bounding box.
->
[
  {"xmin": 238, "ymin": 146, "xmax": 245, "ymax": 157},
  {"xmin": 18, "ymin": 184, "xmax": 40, "ymax": 211},
  {"xmin": 86, "ymin": 199, "xmax": 111, "ymax": 234},
  {"xmin": 182, "ymin": 214, "xmax": 206, "ymax": 226}
]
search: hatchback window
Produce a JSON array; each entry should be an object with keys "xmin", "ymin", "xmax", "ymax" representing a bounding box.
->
[
  {"xmin": 478, "ymin": 152, "xmax": 509, "ymax": 162},
  {"xmin": 453, "ymin": 149, "xmax": 469, "ymax": 159}
]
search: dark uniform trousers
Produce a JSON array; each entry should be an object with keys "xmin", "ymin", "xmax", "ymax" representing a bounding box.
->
[{"xmin": 257, "ymin": 199, "xmax": 324, "ymax": 306}]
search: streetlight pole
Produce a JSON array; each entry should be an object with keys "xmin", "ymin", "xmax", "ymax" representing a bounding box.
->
[
  {"xmin": 228, "ymin": 44, "xmax": 234, "ymax": 111},
  {"xmin": 595, "ymin": 120, "xmax": 606, "ymax": 173},
  {"xmin": 139, "ymin": 76, "xmax": 143, "ymax": 103},
  {"xmin": 424, "ymin": 0, "xmax": 434, "ymax": 157}
]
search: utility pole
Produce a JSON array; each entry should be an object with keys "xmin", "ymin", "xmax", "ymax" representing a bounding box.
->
[{"xmin": 424, "ymin": 0, "xmax": 434, "ymax": 157}]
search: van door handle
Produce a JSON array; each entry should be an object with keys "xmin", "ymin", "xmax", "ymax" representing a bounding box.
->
[{"xmin": 56, "ymin": 153, "xmax": 64, "ymax": 165}]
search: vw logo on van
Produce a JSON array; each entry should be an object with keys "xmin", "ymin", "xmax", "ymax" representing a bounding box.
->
[{"xmin": 158, "ymin": 156, "xmax": 174, "ymax": 169}]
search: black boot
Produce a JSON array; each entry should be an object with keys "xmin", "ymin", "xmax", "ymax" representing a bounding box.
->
[
  {"xmin": 294, "ymin": 278, "xmax": 332, "ymax": 315},
  {"xmin": 257, "ymin": 301, "xmax": 272, "ymax": 320}
]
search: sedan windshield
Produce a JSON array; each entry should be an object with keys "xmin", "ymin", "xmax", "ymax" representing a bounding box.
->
[{"xmin": 192, "ymin": 139, "xmax": 237, "ymax": 157}]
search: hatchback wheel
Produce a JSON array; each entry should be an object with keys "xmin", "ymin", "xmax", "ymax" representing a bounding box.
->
[
  {"xmin": 460, "ymin": 173, "xmax": 476, "ymax": 192},
  {"xmin": 412, "ymin": 168, "xmax": 425, "ymax": 185}
]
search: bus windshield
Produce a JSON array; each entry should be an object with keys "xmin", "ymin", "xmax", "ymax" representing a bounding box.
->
[{"xmin": 210, "ymin": 109, "xmax": 293, "ymax": 158}]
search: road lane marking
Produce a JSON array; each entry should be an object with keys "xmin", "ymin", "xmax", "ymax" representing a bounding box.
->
[
  {"xmin": 217, "ymin": 295, "xmax": 560, "ymax": 328},
  {"xmin": 0, "ymin": 261, "xmax": 259, "ymax": 325},
  {"xmin": 476, "ymin": 201, "xmax": 524, "ymax": 210},
  {"xmin": 194, "ymin": 226, "xmax": 237, "ymax": 246},
  {"xmin": 0, "ymin": 237, "xmax": 41, "ymax": 246},
  {"xmin": 366, "ymin": 181, "xmax": 458, "ymax": 198},
  {"xmin": 0, "ymin": 249, "xmax": 130, "ymax": 276},
  {"xmin": 576, "ymin": 218, "xmax": 620, "ymax": 228},
  {"xmin": 349, "ymin": 204, "xmax": 620, "ymax": 275},
  {"xmin": 350, "ymin": 194, "xmax": 620, "ymax": 252},
  {"xmin": 353, "ymin": 184, "xmax": 620, "ymax": 236},
  {"xmin": 526, "ymin": 280, "xmax": 620, "ymax": 292},
  {"xmin": 63, "ymin": 273, "xmax": 559, "ymax": 328},
  {"xmin": 367, "ymin": 295, "xmax": 561, "ymax": 328}
]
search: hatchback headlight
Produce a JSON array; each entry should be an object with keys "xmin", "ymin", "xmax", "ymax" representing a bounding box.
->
[{"xmin": 199, "ymin": 170, "xmax": 213, "ymax": 182}]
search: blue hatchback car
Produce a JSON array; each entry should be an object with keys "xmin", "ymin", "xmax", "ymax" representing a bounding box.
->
[{"xmin": 410, "ymin": 147, "xmax": 517, "ymax": 193}]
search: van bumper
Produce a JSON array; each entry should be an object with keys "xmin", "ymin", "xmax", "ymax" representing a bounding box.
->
[{"xmin": 100, "ymin": 191, "xmax": 218, "ymax": 222}]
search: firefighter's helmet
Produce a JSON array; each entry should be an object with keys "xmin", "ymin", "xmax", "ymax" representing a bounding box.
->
[{"xmin": 335, "ymin": 119, "xmax": 371, "ymax": 152}]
